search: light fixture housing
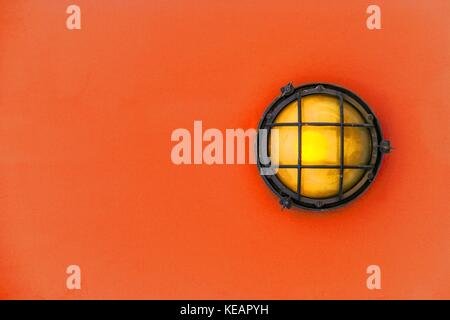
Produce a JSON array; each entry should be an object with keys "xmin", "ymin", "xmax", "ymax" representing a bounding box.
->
[{"xmin": 257, "ymin": 83, "xmax": 391, "ymax": 211}]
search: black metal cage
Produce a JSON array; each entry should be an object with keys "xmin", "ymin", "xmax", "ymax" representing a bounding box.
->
[{"xmin": 256, "ymin": 83, "xmax": 391, "ymax": 211}]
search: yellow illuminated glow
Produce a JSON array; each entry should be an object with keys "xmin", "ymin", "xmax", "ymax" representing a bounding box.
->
[{"xmin": 270, "ymin": 94, "xmax": 372, "ymax": 198}]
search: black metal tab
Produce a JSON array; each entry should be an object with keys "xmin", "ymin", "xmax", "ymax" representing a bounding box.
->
[
  {"xmin": 379, "ymin": 140, "xmax": 392, "ymax": 153},
  {"xmin": 280, "ymin": 83, "xmax": 295, "ymax": 97}
]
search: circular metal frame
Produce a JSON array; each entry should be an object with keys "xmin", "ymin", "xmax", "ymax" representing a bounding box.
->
[{"xmin": 256, "ymin": 83, "xmax": 391, "ymax": 211}]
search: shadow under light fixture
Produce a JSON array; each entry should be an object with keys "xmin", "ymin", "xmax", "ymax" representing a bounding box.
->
[{"xmin": 257, "ymin": 83, "xmax": 391, "ymax": 211}]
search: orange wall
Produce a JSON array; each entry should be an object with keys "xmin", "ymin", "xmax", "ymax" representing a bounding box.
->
[{"xmin": 0, "ymin": 0, "xmax": 449, "ymax": 299}]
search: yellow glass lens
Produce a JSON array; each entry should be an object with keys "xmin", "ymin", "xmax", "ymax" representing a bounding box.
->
[{"xmin": 270, "ymin": 94, "xmax": 372, "ymax": 198}]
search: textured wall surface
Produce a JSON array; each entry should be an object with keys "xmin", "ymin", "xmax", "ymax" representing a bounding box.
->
[{"xmin": 0, "ymin": 0, "xmax": 449, "ymax": 299}]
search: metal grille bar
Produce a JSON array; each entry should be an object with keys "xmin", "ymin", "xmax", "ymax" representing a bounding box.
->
[
  {"xmin": 338, "ymin": 94, "xmax": 344, "ymax": 199},
  {"xmin": 268, "ymin": 122, "xmax": 373, "ymax": 128},
  {"xmin": 267, "ymin": 165, "xmax": 373, "ymax": 169},
  {"xmin": 297, "ymin": 92, "xmax": 302, "ymax": 200}
]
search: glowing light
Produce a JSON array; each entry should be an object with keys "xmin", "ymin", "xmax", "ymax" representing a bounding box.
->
[{"xmin": 270, "ymin": 94, "xmax": 372, "ymax": 198}]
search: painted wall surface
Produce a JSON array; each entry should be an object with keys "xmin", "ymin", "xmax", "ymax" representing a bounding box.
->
[{"xmin": 0, "ymin": 0, "xmax": 449, "ymax": 299}]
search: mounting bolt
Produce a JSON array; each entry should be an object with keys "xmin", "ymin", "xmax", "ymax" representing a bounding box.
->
[
  {"xmin": 316, "ymin": 84, "xmax": 324, "ymax": 92},
  {"xmin": 367, "ymin": 114, "xmax": 374, "ymax": 122},
  {"xmin": 280, "ymin": 197, "xmax": 292, "ymax": 209},
  {"xmin": 315, "ymin": 201, "xmax": 323, "ymax": 208},
  {"xmin": 367, "ymin": 172, "xmax": 374, "ymax": 180},
  {"xmin": 379, "ymin": 140, "xmax": 392, "ymax": 154},
  {"xmin": 280, "ymin": 83, "xmax": 294, "ymax": 97}
]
